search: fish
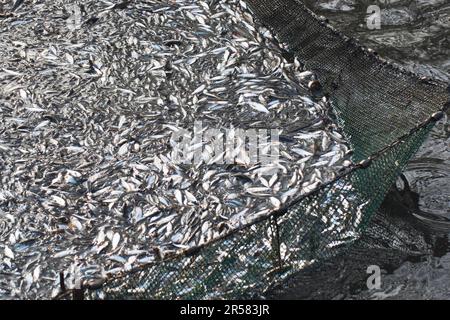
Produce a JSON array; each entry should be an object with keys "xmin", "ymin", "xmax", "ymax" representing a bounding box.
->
[{"xmin": 0, "ymin": 0, "xmax": 355, "ymax": 300}]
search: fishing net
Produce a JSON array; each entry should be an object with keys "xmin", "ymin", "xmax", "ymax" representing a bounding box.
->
[{"xmin": 59, "ymin": 0, "xmax": 449, "ymax": 299}]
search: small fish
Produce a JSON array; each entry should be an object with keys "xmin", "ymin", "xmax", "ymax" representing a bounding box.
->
[
  {"xmin": 248, "ymin": 101, "xmax": 270, "ymax": 113},
  {"xmin": 50, "ymin": 195, "xmax": 66, "ymax": 208},
  {"xmin": 4, "ymin": 246, "xmax": 14, "ymax": 259},
  {"xmin": 53, "ymin": 249, "xmax": 75, "ymax": 259},
  {"xmin": 174, "ymin": 189, "xmax": 183, "ymax": 205},
  {"xmin": 111, "ymin": 233, "xmax": 121, "ymax": 250}
]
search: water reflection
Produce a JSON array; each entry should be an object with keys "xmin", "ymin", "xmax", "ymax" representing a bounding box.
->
[
  {"xmin": 304, "ymin": 0, "xmax": 450, "ymax": 81},
  {"xmin": 298, "ymin": 0, "xmax": 450, "ymax": 300},
  {"xmin": 304, "ymin": 0, "xmax": 449, "ymax": 219},
  {"xmin": 405, "ymin": 115, "xmax": 449, "ymax": 224},
  {"xmin": 406, "ymin": 159, "xmax": 450, "ymax": 217}
]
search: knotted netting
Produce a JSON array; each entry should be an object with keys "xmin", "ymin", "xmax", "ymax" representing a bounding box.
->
[{"xmin": 59, "ymin": 0, "xmax": 448, "ymax": 299}]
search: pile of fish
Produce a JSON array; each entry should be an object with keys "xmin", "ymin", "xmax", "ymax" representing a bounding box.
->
[{"xmin": 0, "ymin": 0, "xmax": 354, "ymax": 299}]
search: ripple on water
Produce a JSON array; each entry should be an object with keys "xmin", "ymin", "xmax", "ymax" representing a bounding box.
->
[
  {"xmin": 305, "ymin": 0, "xmax": 450, "ymax": 81},
  {"xmin": 404, "ymin": 159, "xmax": 450, "ymax": 217},
  {"xmin": 299, "ymin": 0, "xmax": 450, "ymax": 300}
]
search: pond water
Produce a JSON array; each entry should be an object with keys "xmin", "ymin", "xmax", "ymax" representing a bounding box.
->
[{"xmin": 273, "ymin": 0, "xmax": 450, "ymax": 300}]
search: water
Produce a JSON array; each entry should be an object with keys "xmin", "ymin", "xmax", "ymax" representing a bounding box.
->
[
  {"xmin": 408, "ymin": 124, "xmax": 450, "ymax": 219},
  {"xmin": 271, "ymin": 0, "xmax": 450, "ymax": 300},
  {"xmin": 304, "ymin": 0, "xmax": 450, "ymax": 81}
]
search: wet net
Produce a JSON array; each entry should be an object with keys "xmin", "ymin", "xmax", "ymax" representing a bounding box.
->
[{"xmin": 61, "ymin": 0, "xmax": 449, "ymax": 299}]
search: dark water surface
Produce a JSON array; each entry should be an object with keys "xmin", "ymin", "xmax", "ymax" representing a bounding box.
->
[
  {"xmin": 305, "ymin": 0, "xmax": 450, "ymax": 81},
  {"xmin": 270, "ymin": 0, "xmax": 450, "ymax": 300}
]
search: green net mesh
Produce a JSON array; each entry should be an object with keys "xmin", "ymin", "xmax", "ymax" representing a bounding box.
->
[{"xmin": 61, "ymin": 0, "xmax": 448, "ymax": 300}]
